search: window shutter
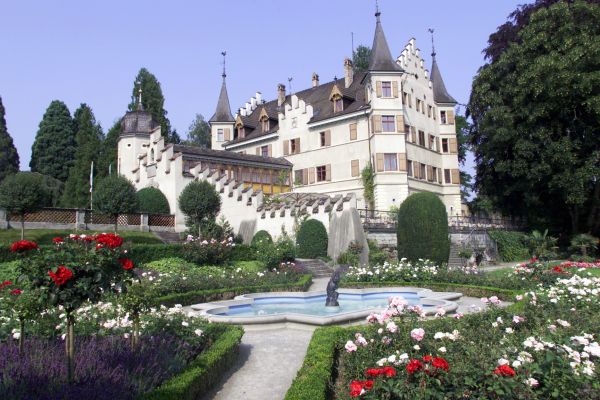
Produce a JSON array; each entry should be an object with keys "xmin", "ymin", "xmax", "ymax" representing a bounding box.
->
[
  {"xmin": 256, "ymin": 147, "xmax": 260, "ymax": 155},
  {"xmin": 296, "ymin": 138, "xmax": 301, "ymax": 153},
  {"xmin": 437, "ymin": 168, "xmax": 442, "ymax": 183},
  {"xmin": 351, "ymin": 159, "xmax": 359, "ymax": 177},
  {"xmin": 449, "ymin": 138, "xmax": 458, "ymax": 154},
  {"xmin": 410, "ymin": 127, "xmax": 416, "ymax": 143},
  {"xmin": 302, "ymin": 168, "xmax": 308, "ymax": 185},
  {"xmin": 268, "ymin": 144, "xmax": 273, "ymax": 156},
  {"xmin": 433, "ymin": 107, "xmax": 437, "ymax": 120},
  {"xmin": 376, "ymin": 81, "xmax": 382, "ymax": 97},
  {"xmin": 408, "ymin": 94, "xmax": 412, "ymax": 108},
  {"xmin": 326, "ymin": 164, "xmax": 331, "ymax": 181},
  {"xmin": 447, "ymin": 110, "xmax": 455, "ymax": 124},
  {"xmin": 451, "ymin": 169, "xmax": 460, "ymax": 184},
  {"xmin": 373, "ymin": 115, "xmax": 382, "ymax": 133},
  {"xmin": 436, "ymin": 137, "xmax": 441, "ymax": 153},
  {"xmin": 392, "ymin": 81, "xmax": 399, "ymax": 98},
  {"xmin": 376, "ymin": 153, "xmax": 384, "ymax": 172},
  {"xmin": 309, "ymin": 167, "xmax": 316, "ymax": 184},
  {"xmin": 283, "ymin": 140, "xmax": 289, "ymax": 156},
  {"xmin": 325, "ymin": 130, "xmax": 331, "ymax": 146},
  {"xmin": 427, "ymin": 165, "xmax": 434, "ymax": 182},
  {"xmin": 224, "ymin": 128, "xmax": 231, "ymax": 141},
  {"xmin": 398, "ymin": 153, "xmax": 407, "ymax": 171},
  {"xmin": 396, "ymin": 115, "xmax": 404, "ymax": 132},
  {"xmin": 349, "ymin": 123, "xmax": 357, "ymax": 140},
  {"xmin": 413, "ymin": 163, "xmax": 420, "ymax": 178}
]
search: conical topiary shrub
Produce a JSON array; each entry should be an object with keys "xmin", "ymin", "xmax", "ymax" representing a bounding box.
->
[{"xmin": 296, "ymin": 219, "xmax": 328, "ymax": 258}]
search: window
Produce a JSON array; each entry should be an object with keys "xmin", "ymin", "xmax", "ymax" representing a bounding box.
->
[
  {"xmin": 384, "ymin": 153, "xmax": 398, "ymax": 171},
  {"xmin": 416, "ymin": 99, "xmax": 421, "ymax": 113},
  {"xmin": 334, "ymin": 98, "xmax": 343, "ymax": 112},
  {"xmin": 290, "ymin": 138, "xmax": 298, "ymax": 154},
  {"xmin": 432, "ymin": 167, "xmax": 438, "ymax": 182},
  {"xmin": 407, "ymin": 160, "xmax": 413, "ymax": 177},
  {"xmin": 428, "ymin": 134, "xmax": 435, "ymax": 150},
  {"xmin": 381, "ymin": 81, "xmax": 392, "ymax": 97},
  {"xmin": 150, "ymin": 149, "xmax": 155, "ymax": 163},
  {"xmin": 382, "ymin": 115, "xmax": 395, "ymax": 132},
  {"xmin": 320, "ymin": 131, "xmax": 326, "ymax": 147},
  {"xmin": 217, "ymin": 129, "xmax": 224, "ymax": 142},
  {"xmin": 402, "ymin": 92, "xmax": 408, "ymax": 105},
  {"xmin": 238, "ymin": 127, "xmax": 245, "ymax": 138},
  {"xmin": 444, "ymin": 169, "xmax": 451, "ymax": 184},
  {"xmin": 316, "ymin": 165, "xmax": 327, "ymax": 182},
  {"xmin": 292, "ymin": 117, "xmax": 298, "ymax": 128},
  {"xmin": 427, "ymin": 105, "xmax": 432, "ymax": 118},
  {"xmin": 420, "ymin": 163, "xmax": 426, "ymax": 180},
  {"xmin": 440, "ymin": 111, "xmax": 447, "ymax": 124},
  {"xmin": 261, "ymin": 118, "xmax": 270, "ymax": 133},
  {"xmin": 442, "ymin": 138, "xmax": 449, "ymax": 153},
  {"xmin": 261, "ymin": 146, "xmax": 269, "ymax": 157},
  {"xmin": 404, "ymin": 124, "xmax": 410, "ymax": 135},
  {"xmin": 418, "ymin": 130, "xmax": 425, "ymax": 146}
]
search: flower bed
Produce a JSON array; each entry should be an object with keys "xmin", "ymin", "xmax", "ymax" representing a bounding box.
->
[
  {"xmin": 288, "ymin": 271, "xmax": 600, "ymax": 399},
  {"xmin": 560, "ymin": 260, "xmax": 600, "ymax": 269}
]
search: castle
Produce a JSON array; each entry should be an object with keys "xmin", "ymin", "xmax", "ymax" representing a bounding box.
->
[{"xmin": 117, "ymin": 10, "xmax": 461, "ymax": 250}]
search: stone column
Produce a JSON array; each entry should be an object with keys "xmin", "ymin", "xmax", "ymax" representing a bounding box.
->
[
  {"xmin": 140, "ymin": 213, "xmax": 149, "ymax": 232},
  {"xmin": 75, "ymin": 209, "xmax": 86, "ymax": 231},
  {"xmin": 0, "ymin": 208, "xmax": 8, "ymax": 229}
]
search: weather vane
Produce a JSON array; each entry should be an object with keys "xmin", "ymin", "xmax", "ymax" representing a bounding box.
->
[
  {"xmin": 221, "ymin": 51, "xmax": 227, "ymax": 78},
  {"xmin": 428, "ymin": 28, "xmax": 436, "ymax": 57},
  {"xmin": 287, "ymin": 77, "xmax": 293, "ymax": 94}
]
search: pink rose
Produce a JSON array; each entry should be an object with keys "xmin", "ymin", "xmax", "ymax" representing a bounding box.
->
[
  {"xmin": 410, "ymin": 328, "xmax": 425, "ymax": 342},
  {"xmin": 345, "ymin": 340, "xmax": 358, "ymax": 352},
  {"xmin": 386, "ymin": 321, "xmax": 398, "ymax": 333}
]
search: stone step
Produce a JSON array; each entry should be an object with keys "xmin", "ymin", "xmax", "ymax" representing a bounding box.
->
[{"xmin": 153, "ymin": 231, "xmax": 182, "ymax": 244}]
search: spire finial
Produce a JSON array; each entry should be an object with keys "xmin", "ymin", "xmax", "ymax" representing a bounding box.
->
[
  {"xmin": 375, "ymin": 0, "xmax": 381, "ymax": 20},
  {"xmin": 221, "ymin": 51, "xmax": 227, "ymax": 79},
  {"xmin": 428, "ymin": 28, "xmax": 436, "ymax": 58},
  {"xmin": 136, "ymin": 80, "xmax": 143, "ymax": 111}
]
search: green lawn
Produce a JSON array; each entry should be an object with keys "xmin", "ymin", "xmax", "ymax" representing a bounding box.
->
[{"xmin": 0, "ymin": 229, "xmax": 163, "ymax": 245}]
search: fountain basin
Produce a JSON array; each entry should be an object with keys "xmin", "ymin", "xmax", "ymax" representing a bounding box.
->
[{"xmin": 193, "ymin": 287, "xmax": 461, "ymax": 326}]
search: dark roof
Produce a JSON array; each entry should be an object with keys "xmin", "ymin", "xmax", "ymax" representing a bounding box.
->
[
  {"xmin": 430, "ymin": 55, "xmax": 457, "ymax": 104},
  {"xmin": 121, "ymin": 110, "xmax": 159, "ymax": 134},
  {"xmin": 209, "ymin": 76, "xmax": 235, "ymax": 122},
  {"xmin": 172, "ymin": 144, "xmax": 292, "ymax": 168},
  {"xmin": 368, "ymin": 13, "xmax": 403, "ymax": 72},
  {"xmin": 225, "ymin": 74, "xmax": 369, "ymax": 146}
]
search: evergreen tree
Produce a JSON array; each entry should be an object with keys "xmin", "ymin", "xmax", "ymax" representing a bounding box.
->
[
  {"xmin": 0, "ymin": 96, "xmax": 19, "ymax": 182},
  {"xmin": 353, "ymin": 45, "xmax": 372, "ymax": 73},
  {"xmin": 61, "ymin": 104, "xmax": 103, "ymax": 208},
  {"xmin": 30, "ymin": 100, "xmax": 75, "ymax": 182},
  {"xmin": 183, "ymin": 114, "xmax": 211, "ymax": 148},
  {"xmin": 128, "ymin": 68, "xmax": 171, "ymax": 140},
  {"xmin": 99, "ymin": 119, "xmax": 122, "ymax": 177}
]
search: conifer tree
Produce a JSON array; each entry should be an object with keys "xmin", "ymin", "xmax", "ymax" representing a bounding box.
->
[
  {"xmin": 0, "ymin": 96, "xmax": 20, "ymax": 182},
  {"xmin": 128, "ymin": 68, "xmax": 171, "ymax": 140},
  {"xmin": 61, "ymin": 104, "xmax": 103, "ymax": 208},
  {"xmin": 99, "ymin": 119, "xmax": 122, "ymax": 177},
  {"xmin": 30, "ymin": 100, "xmax": 75, "ymax": 182}
]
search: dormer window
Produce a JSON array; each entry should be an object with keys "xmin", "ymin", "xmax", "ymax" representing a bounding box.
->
[
  {"xmin": 381, "ymin": 81, "xmax": 392, "ymax": 97},
  {"xmin": 238, "ymin": 127, "xmax": 245, "ymax": 138},
  {"xmin": 334, "ymin": 97, "xmax": 343, "ymax": 112},
  {"xmin": 261, "ymin": 118, "xmax": 270, "ymax": 132}
]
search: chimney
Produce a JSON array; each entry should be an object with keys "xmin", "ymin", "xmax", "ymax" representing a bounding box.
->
[
  {"xmin": 245, "ymin": 102, "xmax": 251, "ymax": 114},
  {"xmin": 256, "ymin": 92, "xmax": 262, "ymax": 103},
  {"xmin": 250, "ymin": 96, "xmax": 257, "ymax": 110},
  {"xmin": 277, "ymin": 84, "xmax": 286, "ymax": 107},
  {"xmin": 344, "ymin": 58, "xmax": 354, "ymax": 88},
  {"xmin": 312, "ymin": 72, "xmax": 319, "ymax": 87}
]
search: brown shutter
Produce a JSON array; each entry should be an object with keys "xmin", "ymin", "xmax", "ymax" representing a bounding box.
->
[
  {"xmin": 451, "ymin": 169, "xmax": 460, "ymax": 184},
  {"xmin": 268, "ymin": 144, "xmax": 273, "ymax": 156},
  {"xmin": 326, "ymin": 164, "xmax": 331, "ymax": 181},
  {"xmin": 325, "ymin": 130, "xmax": 331, "ymax": 146},
  {"xmin": 392, "ymin": 81, "xmax": 399, "ymax": 98},
  {"xmin": 373, "ymin": 115, "xmax": 382, "ymax": 133},
  {"xmin": 376, "ymin": 153, "xmax": 384, "ymax": 172},
  {"xmin": 414, "ymin": 163, "xmax": 420, "ymax": 178},
  {"xmin": 449, "ymin": 138, "xmax": 458, "ymax": 154},
  {"xmin": 283, "ymin": 140, "xmax": 289, "ymax": 155},
  {"xmin": 256, "ymin": 147, "xmax": 260, "ymax": 155},
  {"xmin": 309, "ymin": 167, "xmax": 316, "ymax": 184},
  {"xmin": 351, "ymin": 159, "xmax": 359, "ymax": 177},
  {"xmin": 349, "ymin": 123, "xmax": 357, "ymax": 140},
  {"xmin": 398, "ymin": 153, "xmax": 407, "ymax": 171},
  {"xmin": 296, "ymin": 138, "xmax": 301, "ymax": 153},
  {"xmin": 224, "ymin": 128, "xmax": 231, "ymax": 141},
  {"xmin": 427, "ymin": 165, "xmax": 434, "ymax": 182},
  {"xmin": 410, "ymin": 127, "xmax": 416, "ymax": 143},
  {"xmin": 396, "ymin": 115, "xmax": 404, "ymax": 132},
  {"xmin": 376, "ymin": 81, "xmax": 382, "ymax": 97},
  {"xmin": 447, "ymin": 110, "xmax": 455, "ymax": 124},
  {"xmin": 302, "ymin": 168, "xmax": 308, "ymax": 185}
]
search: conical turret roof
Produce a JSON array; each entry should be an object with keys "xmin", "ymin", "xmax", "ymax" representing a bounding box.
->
[
  {"xmin": 209, "ymin": 75, "xmax": 234, "ymax": 123},
  {"xmin": 368, "ymin": 12, "xmax": 403, "ymax": 72},
  {"xmin": 430, "ymin": 54, "xmax": 456, "ymax": 104}
]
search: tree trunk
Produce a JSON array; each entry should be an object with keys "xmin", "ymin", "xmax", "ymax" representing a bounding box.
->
[
  {"xmin": 20, "ymin": 214, "xmax": 25, "ymax": 240},
  {"xmin": 568, "ymin": 206, "xmax": 579, "ymax": 234},
  {"xmin": 131, "ymin": 312, "xmax": 140, "ymax": 349},
  {"xmin": 18, "ymin": 318, "xmax": 24, "ymax": 355},
  {"xmin": 587, "ymin": 181, "xmax": 600, "ymax": 235},
  {"xmin": 198, "ymin": 220, "xmax": 201, "ymax": 238},
  {"xmin": 66, "ymin": 313, "xmax": 75, "ymax": 383}
]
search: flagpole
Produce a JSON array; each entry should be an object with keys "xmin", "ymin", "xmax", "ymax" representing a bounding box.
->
[{"xmin": 90, "ymin": 161, "xmax": 94, "ymax": 210}]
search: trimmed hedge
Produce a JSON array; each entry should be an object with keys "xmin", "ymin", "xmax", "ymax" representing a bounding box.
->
[
  {"xmin": 296, "ymin": 219, "xmax": 328, "ymax": 258},
  {"xmin": 230, "ymin": 243, "xmax": 256, "ymax": 261},
  {"xmin": 285, "ymin": 326, "xmax": 345, "ymax": 400},
  {"xmin": 251, "ymin": 230, "xmax": 272, "ymax": 247},
  {"xmin": 397, "ymin": 192, "xmax": 449, "ymax": 265},
  {"xmin": 137, "ymin": 187, "xmax": 171, "ymax": 214},
  {"xmin": 156, "ymin": 274, "xmax": 313, "ymax": 307},
  {"xmin": 143, "ymin": 325, "xmax": 244, "ymax": 400},
  {"xmin": 488, "ymin": 230, "xmax": 529, "ymax": 262},
  {"xmin": 129, "ymin": 244, "xmax": 185, "ymax": 265}
]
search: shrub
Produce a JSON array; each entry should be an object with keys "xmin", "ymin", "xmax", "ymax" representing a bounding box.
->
[
  {"xmin": 569, "ymin": 233, "xmax": 598, "ymax": 258},
  {"xmin": 337, "ymin": 241, "xmax": 362, "ymax": 267},
  {"xmin": 251, "ymin": 230, "xmax": 273, "ymax": 247},
  {"xmin": 296, "ymin": 219, "xmax": 328, "ymax": 259},
  {"xmin": 230, "ymin": 243, "xmax": 256, "ymax": 261},
  {"xmin": 396, "ymin": 193, "xmax": 449, "ymax": 265},
  {"xmin": 137, "ymin": 187, "xmax": 170, "ymax": 214},
  {"xmin": 367, "ymin": 239, "xmax": 390, "ymax": 265},
  {"xmin": 256, "ymin": 235, "xmax": 296, "ymax": 269},
  {"xmin": 528, "ymin": 229, "xmax": 558, "ymax": 260},
  {"xmin": 142, "ymin": 257, "xmax": 196, "ymax": 273},
  {"xmin": 128, "ymin": 244, "xmax": 185, "ymax": 265},
  {"xmin": 94, "ymin": 176, "xmax": 139, "ymax": 231},
  {"xmin": 488, "ymin": 230, "xmax": 529, "ymax": 262},
  {"xmin": 181, "ymin": 238, "xmax": 234, "ymax": 266}
]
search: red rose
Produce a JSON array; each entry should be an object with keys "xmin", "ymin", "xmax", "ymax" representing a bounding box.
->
[
  {"xmin": 365, "ymin": 368, "xmax": 381, "ymax": 377},
  {"xmin": 119, "ymin": 258, "xmax": 134, "ymax": 270},
  {"xmin": 48, "ymin": 265, "xmax": 74, "ymax": 286},
  {"xmin": 10, "ymin": 240, "xmax": 39, "ymax": 253},
  {"xmin": 363, "ymin": 380, "xmax": 373, "ymax": 390},
  {"xmin": 493, "ymin": 365, "xmax": 516, "ymax": 377},
  {"xmin": 2, "ymin": 280, "xmax": 12, "ymax": 286},
  {"xmin": 422, "ymin": 355, "xmax": 433, "ymax": 362},
  {"xmin": 52, "ymin": 237, "xmax": 64, "ymax": 244},
  {"xmin": 10, "ymin": 288, "xmax": 22, "ymax": 295},
  {"xmin": 381, "ymin": 366, "xmax": 396, "ymax": 377},
  {"xmin": 432, "ymin": 357, "xmax": 449, "ymax": 371},
  {"xmin": 349, "ymin": 381, "xmax": 364, "ymax": 397},
  {"xmin": 95, "ymin": 233, "xmax": 123, "ymax": 249},
  {"xmin": 406, "ymin": 359, "xmax": 423, "ymax": 375}
]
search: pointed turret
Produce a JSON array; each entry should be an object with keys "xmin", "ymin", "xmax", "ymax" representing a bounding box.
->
[
  {"xmin": 209, "ymin": 73, "xmax": 235, "ymax": 123},
  {"xmin": 430, "ymin": 52, "xmax": 456, "ymax": 105},
  {"xmin": 368, "ymin": 10, "xmax": 403, "ymax": 72}
]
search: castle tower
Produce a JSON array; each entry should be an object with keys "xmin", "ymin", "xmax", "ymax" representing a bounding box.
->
[{"xmin": 209, "ymin": 53, "xmax": 235, "ymax": 150}]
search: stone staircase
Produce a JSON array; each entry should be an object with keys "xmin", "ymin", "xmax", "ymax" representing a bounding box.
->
[
  {"xmin": 448, "ymin": 244, "xmax": 464, "ymax": 268},
  {"xmin": 153, "ymin": 231, "xmax": 182, "ymax": 244},
  {"xmin": 295, "ymin": 258, "xmax": 333, "ymax": 278}
]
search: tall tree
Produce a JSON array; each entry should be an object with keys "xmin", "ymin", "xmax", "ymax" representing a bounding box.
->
[
  {"xmin": 468, "ymin": 1, "xmax": 600, "ymax": 235},
  {"xmin": 128, "ymin": 68, "xmax": 171, "ymax": 140},
  {"xmin": 455, "ymin": 115, "xmax": 473, "ymax": 201},
  {"xmin": 61, "ymin": 104, "xmax": 103, "ymax": 208},
  {"xmin": 352, "ymin": 45, "xmax": 372, "ymax": 73},
  {"xmin": 30, "ymin": 100, "xmax": 75, "ymax": 182},
  {"xmin": 0, "ymin": 96, "xmax": 19, "ymax": 182},
  {"xmin": 183, "ymin": 114, "xmax": 211, "ymax": 148},
  {"xmin": 100, "ymin": 119, "xmax": 122, "ymax": 177}
]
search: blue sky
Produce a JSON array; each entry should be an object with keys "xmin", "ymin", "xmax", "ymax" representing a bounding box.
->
[{"xmin": 0, "ymin": 0, "xmax": 527, "ymax": 171}]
